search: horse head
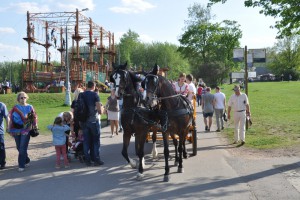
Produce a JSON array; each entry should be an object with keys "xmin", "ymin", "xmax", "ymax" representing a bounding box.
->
[
  {"xmin": 143, "ymin": 64, "xmax": 160, "ymax": 108},
  {"xmin": 110, "ymin": 62, "xmax": 128, "ymax": 98}
]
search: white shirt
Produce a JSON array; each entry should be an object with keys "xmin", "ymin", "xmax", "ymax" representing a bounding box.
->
[
  {"xmin": 228, "ymin": 93, "xmax": 249, "ymax": 111},
  {"xmin": 214, "ymin": 92, "xmax": 226, "ymax": 109},
  {"xmin": 187, "ymin": 82, "xmax": 196, "ymax": 101}
]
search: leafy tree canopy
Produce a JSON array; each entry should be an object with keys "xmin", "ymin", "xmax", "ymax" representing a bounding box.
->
[{"xmin": 208, "ymin": 0, "xmax": 300, "ymax": 38}]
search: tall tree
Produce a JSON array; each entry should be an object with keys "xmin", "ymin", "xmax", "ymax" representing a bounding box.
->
[
  {"xmin": 178, "ymin": 3, "xmax": 242, "ymax": 85},
  {"xmin": 118, "ymin": 29, "xmax": 141, "ymax": 66},
  {"xmin": 267, "ymin": 35, "xmax": 300, "ymax": 79},
  {"xmin": 208, "ymin": 0, "xmax": 300, "ymax": 38}
]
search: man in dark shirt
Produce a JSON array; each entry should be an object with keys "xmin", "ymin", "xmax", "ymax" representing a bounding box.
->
[{"xmin": 81, "ymin": 81, "xmax": 104, "ymax": 166}]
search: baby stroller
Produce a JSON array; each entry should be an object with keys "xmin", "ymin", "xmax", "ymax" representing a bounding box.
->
[{"xmin": 69, "ymin": 134, "xmax": 84, "ymax": 163}]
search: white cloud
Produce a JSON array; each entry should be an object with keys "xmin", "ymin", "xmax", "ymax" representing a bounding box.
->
[
  {"xmin": 110, "ymin": 0, "xmax": 156, "ymax": 14},
  {"xmin": 0, "ymin": 27, "xmax": 16, "ymax": 34},
  {"xmin": 56, "ymin": 0, "xmax": 95, "ymax": 12},
  {"xmin": 0, "ymin": 43, "xmax": 26, "ymax": 61},
  {"xmin": 11, "ymin": 2, "xmax": 50, "ymax": 14}
]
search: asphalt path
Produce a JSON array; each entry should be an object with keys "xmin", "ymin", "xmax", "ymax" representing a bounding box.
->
[{"xmin": 0, "ymin": 106, "xmax": 300, "ymax": 200}]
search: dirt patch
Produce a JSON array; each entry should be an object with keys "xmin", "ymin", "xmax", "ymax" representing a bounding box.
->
[{"xmin": 4, "ymin": 135, "xmax": 54, "ymax": 167}]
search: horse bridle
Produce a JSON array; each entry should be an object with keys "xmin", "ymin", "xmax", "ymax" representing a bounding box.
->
[
  {"xmin": 113, "ymin": 69, "xmax": 131, "ymax": 96},
  {"xmin": 145, "ymin": 74, "xmax": 181, "ymax": 102}
]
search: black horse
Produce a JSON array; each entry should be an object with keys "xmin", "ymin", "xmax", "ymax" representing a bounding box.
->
[
  {"xmin": 110, "ymin": 62, "xmax": 160, "ymax": 180},
  {"xmin": 143, "ymin": 64, "xmax": 194, "ymax": 182}
]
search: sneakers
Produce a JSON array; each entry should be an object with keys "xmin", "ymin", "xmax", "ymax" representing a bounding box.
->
[
  {"xmin": 18, "ymin": 168, "xmax": 25, "ymax": 172},
  {"xmin": 94, "ymin": 160, "xmax": 104, "ymax": 166},
  {"xmin": 216, "ymin": 129, "xmax": 221, "ymax": 132},
  {"xmin": 241, "ymin": 141, "xmax": 245, "ymax": 145},
  {"xmin": 205, "ymin": 126, "xmax": 208, "ymax": 131},
  {"xmin": 0, "ymin": 164, "xmax": 6, "ymax": 170},
  {"xmin": 222, "ymin": 126, "xmax": 224, "ymax": 130},
  {"xmin": 119, "ymin": 128, "xmax": 123, "ymax": 133}
]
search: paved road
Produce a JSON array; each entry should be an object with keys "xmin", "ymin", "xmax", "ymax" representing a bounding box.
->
[{"xmin": 1, "ymin": 106, "xmax": 300, "ymax": 200}]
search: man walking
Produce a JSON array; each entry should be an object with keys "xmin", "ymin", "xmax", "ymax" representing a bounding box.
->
[
  {"xmin": 81, "ymin": 81, "xmax": 104, "ymax": 166},
  {"xmin": 227, "ymin": 85, "xmax": 251, "ymax": 145},
  {"xmin": 214, "ymin": 86, "xmax": 226, "ymax": 132},
  {"xmin": 201, "ymin": 87, "xmax": 215, "ymax": 132},
  {"xmin": 0, "ymin": 101, "xmax": 9, "ymax": 169}
]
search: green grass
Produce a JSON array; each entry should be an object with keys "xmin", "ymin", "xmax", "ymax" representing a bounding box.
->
[
  {"xmin": 220, "ymin": 81, "xmax": 300, "ymax": 149},
  {"xmin": 1, "ymin": 92, "xmax": 109, "ymax": 135}
]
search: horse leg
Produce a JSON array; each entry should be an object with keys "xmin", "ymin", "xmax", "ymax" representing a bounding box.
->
[
  {"xmin": 177, "ymin": 137, "xmax": 184, "ymax": 173},
  {"xmin": 183, "ymin": 139, "xmax": 188, "ymax": 159},
  {"xmin": 122, "ymin": 132, "xmax": 136, "ymax": 168},
  {"xmin": 135, "ymin": 133, "xmax": 146, "ymax": 181},
  {"xmin": 151, "ymin": 130, "xmax": 158, "ymax": 158},
  {"xmin": 171, "ymin": 136, "xmax": 179, "ymax": 166},
  {"xmin": 162, "ymin": 132, "xmax": 170, "ymax": 182}
]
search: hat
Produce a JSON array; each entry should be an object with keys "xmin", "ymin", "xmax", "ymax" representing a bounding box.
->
[{"xmin": 233, "ymin": 85, "xmax": 240, "ymax": 91}]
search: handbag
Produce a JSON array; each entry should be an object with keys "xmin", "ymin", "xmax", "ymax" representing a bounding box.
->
[
  {"xmin": 223, "ymin": 112, "xmax": 228, "ymax": 122},
  {"xmin": 29, "ymin": 128, "xmax": 39, "ymax": 137}
]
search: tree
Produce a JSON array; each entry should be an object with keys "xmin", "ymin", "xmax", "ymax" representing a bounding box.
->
[
  {"xmin": 267, "ymin": 35, "xmax": 300, "ymax": 80},
  {"xmin": 118, "ymin": 29, "xmax": 141, "ymax": 66},
  {"xmin": 178, "ymin": 3, "xmax": 242, "ymax": 85},
  {"xmin": 208, "ymin": 0, "xmax": 300, "ymax": 38}
]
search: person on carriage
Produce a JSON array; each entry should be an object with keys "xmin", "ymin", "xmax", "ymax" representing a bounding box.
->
[
  {"xmin": 172, "ymin": 72, "xmax": 189, "ymax": 97},
  {"xmin": 186, "ymin": 74, "xmax": 197, "ymax": 104}
]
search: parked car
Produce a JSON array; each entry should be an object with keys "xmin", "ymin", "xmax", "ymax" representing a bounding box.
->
[{"xmin": 258, "ymin": 73, "xmax": 276, "ymax": 81}]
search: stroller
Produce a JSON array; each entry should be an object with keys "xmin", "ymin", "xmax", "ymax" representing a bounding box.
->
[{"xmin": 69, "ymin": 133, "xmax": 84, "ymax": 163}]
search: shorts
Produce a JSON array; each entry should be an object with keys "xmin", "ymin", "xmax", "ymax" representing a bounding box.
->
[{"xmin": 203, "ymin": 112, "xmax": 213, "ymax": 118}]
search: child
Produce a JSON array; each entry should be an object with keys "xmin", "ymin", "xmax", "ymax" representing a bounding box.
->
[
  {"xmin": 71, "ymin": 129, "xmax": 84, "ymax": 163},
  {"xmin": 47, "ymin": 117, "xmax": 71, "ymax": 169}
]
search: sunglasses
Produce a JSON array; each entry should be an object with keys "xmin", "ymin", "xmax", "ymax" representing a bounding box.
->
[{"xmin": 20, "ymin": 97, "xmax": 27, "ymax": 99}]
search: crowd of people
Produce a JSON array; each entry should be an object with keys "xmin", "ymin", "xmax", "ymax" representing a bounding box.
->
[{"xmin": 0, "ymin": 75, "xmax": 251, "ymax": 172}]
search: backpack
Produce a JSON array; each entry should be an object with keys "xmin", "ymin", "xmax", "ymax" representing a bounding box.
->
[{"xmin": 74, "ymin": 93, "xmax": 89, "ymax": 122}]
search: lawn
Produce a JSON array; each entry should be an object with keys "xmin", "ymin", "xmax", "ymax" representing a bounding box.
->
[
  {"xmin": 0, "ymin": 92, "xmax": 110, "ymax": 135},
  {"xmin": 220, "ymin": 81, "xmax": 300, "ymax": 149},
  {"xmin": 1, "ymin": 81, "xmax": 299, "ymax": 150}
]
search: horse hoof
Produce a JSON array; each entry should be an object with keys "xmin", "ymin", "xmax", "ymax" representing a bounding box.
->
[
  {"xmin": 129, "ymin": 158, "xmax": 137, "ymax": 169},
  {"xmin": 163, "ymin": 175, "xmax": 170, "ymax": 182},
  {"xmin": 177, "ymin": 167, "xmax": 184, "ymax": 173},
  {"xmin": 136, "ymin": 173, "xmax": 144, "ymax": 181},
  {"xmin": 152, "ymin": 151, "xmax": 158, "ymax": 158}
]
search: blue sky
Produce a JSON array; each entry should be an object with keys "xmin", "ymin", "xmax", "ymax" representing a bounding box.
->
[{"xmin": 0, "ymin": 0, "xmax": 279, "ymax": 62}]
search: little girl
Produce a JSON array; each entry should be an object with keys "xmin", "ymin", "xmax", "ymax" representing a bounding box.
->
[{"xmin": 47, "ymin": 117, "xmax": 71, "ymax": 169}]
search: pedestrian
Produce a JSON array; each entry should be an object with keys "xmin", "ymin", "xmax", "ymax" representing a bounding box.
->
[
  {"xmin": 173, "ymin": 72, "xmax": 188, "ymax": 97},
  {"xmin": 227, "ymin": 85, "xmax": 251, "ymax": 145},
  {"xmin": 201, "ymin": 87, "xmax": 215, "ymax": 132},
  {"xmin": 214, "ymin": 86, "xmax": 226, "ymax": 132},
  {"xmin": 281, "ymin": 74, "xmax": 284, "ymax": 81},
  {"xmin": 105, "ymin": 89, "xmax": 119, "ymax": 137},
  {"xmin": 186, "ymin": 74, "xmax": 197, "ymax": 104},
  {"xmin": 8, "ymin": 92, "xmax": 38, "ymax": 172},
  {"xmin": 196, "ymin": 84, "xmax": 203, "ymax": 107},
  {"xmin": 0, "ymin": 101, "xmax": 9, "ymax": 170},
  {"xmin": 47, "ymin": 117, "xmax": 70, "ymax": 169},
  {"xmin": 81, "ymin": 81, "xmax": 104, "ymax": 166},
  {"xmin": 289, "ymin": 74, "xmax": 292, "ymax": 82},
  {"xmin": 71, "ymin": 88, "xmax": 84, "ymax": 137}
]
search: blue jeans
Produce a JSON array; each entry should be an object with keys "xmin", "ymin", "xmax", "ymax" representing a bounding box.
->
[
  {"xmin": 0, "ymin": 134, "xmax": 6, "ymax": 166},
  {"xmin": 81, "ymin": 121, "xmax": 101, "ymax": 162},
  {"xmin": 14, "ymin": 133, "xmax": 30, "ymax": 168}
]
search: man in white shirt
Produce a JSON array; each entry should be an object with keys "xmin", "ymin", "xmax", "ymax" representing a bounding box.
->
[
  {"xmin": 227, "ymin": 85, "xmax": 251, "ymax": 145},
  {"xmin": 186, "ymin": 74, "xmax": 196, "ymax": 103},
  {"xmin": 214, "ymin": 86, "xmax": 226, "ymax": 132}
]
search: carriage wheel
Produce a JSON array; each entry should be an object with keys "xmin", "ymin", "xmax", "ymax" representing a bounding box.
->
[{"xmin": 192, "ymin": 127, "xmax": 197, "ymax": 156}]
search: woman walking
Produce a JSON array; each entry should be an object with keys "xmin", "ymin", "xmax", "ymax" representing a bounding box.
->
[
  {"xmin": 105, "ymin": 89, "xmax": 119, "ymax": 137},
  {"xmin": 9, "ymin": 92, "xmax": 38, "ymax": 172}
]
